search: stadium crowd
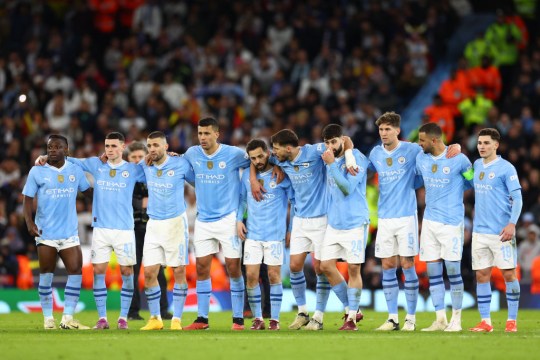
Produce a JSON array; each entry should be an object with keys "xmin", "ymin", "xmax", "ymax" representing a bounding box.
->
[{"xmin": 0, "ymin": 0, "xmax": 539, "ymax": 301}]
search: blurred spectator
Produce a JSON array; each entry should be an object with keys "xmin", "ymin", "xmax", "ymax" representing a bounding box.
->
[
  {"xmin": 518, "ymin": 225, "xmax": 540, "ymax": 285},
  {"xmin": 0, "ymin": 238, "xmax": 18, "ymax": 288},
  {"xmin": 458, "ymin": 87, "xmax": 494, "ymax": 128}
]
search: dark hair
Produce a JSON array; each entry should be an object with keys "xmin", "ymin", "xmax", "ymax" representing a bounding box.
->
[
  {"xmin": 148, "ymin": 131, "xmax": 166, "ymax": 140},
  {"xmin": 48, "ymin": 134, "xmax": 68, "ymax": 146},
  {"xmin": 418, "ymin": 123, "xmax": 442, "ymax": 138},
  {"xmin": 322, "ymin": 124, "xmax": 343, "ymax": 141},
  {"xmin": 246, "ymin": 139, "xmax": 267, "ymax": 153},
  {"xmin": 478, "ymin": 128, "xmax": 501, "ymax": 142},
  {"xmin": 198, "ymin": 117, "xmax": 219, "ymax": 131},
  {"xmin": 375, "ymin": 111, "xmax": 401, "ymax": 128},
  {"xmin": 106, "ymin": 132, "xmax": 125, "ymax": 142},
  {"xmin": 127, "ymin": 141, "xmax": 148, "ymax": 154},
  {"xmin": 270, "ymin": 129, "xmax": 299, "ymax": 147}
]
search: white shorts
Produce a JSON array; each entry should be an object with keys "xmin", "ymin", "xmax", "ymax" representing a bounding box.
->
[
  {"xmin": 290, "ymin": 216, "xmax": 327, "ymax": 260},
  {"xmin": 375, "ymin": 214, "xmax": 419, "ymax": 258},
  {"xmin": 472, "ymin": 232, "xmax": 517, "ymax": 270},
  {"xmin": 243, "ymin": 240, "xmax": 284, "ymax": 266},
  {"xmin": 194, "ymin": 212, "xmax": 241, "ymax": 259},
  {"xmin": 36, "ymin": 235, "xmax": 80, "ymax": 252},
  {"xmin": 320, "ymin": 224, "xmax": 368, "ymax": 264},
  {"xmin": 420, "ymin": 219, "xmax": 464, "ymax": 262},
  {"xmin": 91, "ymin": 228, "xmax": 136, "ymax": 266},
  {"xmin": 143, "ymin": 213, "xmax": 189, "ymax": 267}
]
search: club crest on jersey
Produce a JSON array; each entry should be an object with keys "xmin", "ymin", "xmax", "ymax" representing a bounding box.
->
[
  {"xmin": 270, "ymin": 181, "xmax": 277, "ymax": 188},
  {"xmin": 219, "ymin": 161, "xmax": 226, "ymax": 169},
  {"xmin": 479, "ymin": 172, "xmax": 485, "ymax": 180},
  {"xmin": 109, "ymin": 169, "xmax": 116, "ymax": 177},
  {"xmin": 398, "ymin": 156, "xmax": 406, "ymax": 164},
  {"xmin": 431, "ymin": 164, "xmax": 438, "ymax": 173},
  {"xmin": 294, "ymin": 165, "xmax": 299, "ymax": 172},
  {"xmin": 57, "ymin": 175, "xmax": 64, "ymax": 183},
  {"xmin": 157, "ymin": 169, "xmax": 163, "ymax": 177},
  {"xmin": 167, "ymin": 170, "xmax": 175, "ymax": 176},
  {"xmin": 122, "ymin": 171, "xmax": 129, "ymax": 178},
  {"xmin": 207, "ymin": 161, "xmax": 214, "ymax": 169},
  {"xmin": 69, "ymin": 175, "xmax": 75, "ymax": 182},
  {"xmin": 386, "ymin": 158, "xmax": 393, "ymax": 166},
  {"xmin": 258, "ymin": 179, "xmax": 264, "ymax": 187},
  {"xmin": 443, "ymin": 166, "xmax": 450, "ymax": 174},
  {"xmin": 488, "ymin": 172, "xmax": 495, "ymax": 179}
]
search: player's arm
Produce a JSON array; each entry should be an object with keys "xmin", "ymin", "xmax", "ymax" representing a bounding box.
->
[
  {"xmin": 343, "ymin": 136, "xmax": 358, "ymax": 175},
  {"xmin": 23, "ymin": 195, "xmax": 40, "ymax": 237},
  {"xmin": 236, "ymin": 177, "xmax": 248, "ymax": 241},
  {"xmin": 446, "ymin": 143, "xmax": 462, "ymax": 158},
  {"xmin": 460, "ymin": 157, "xmax": 474, "ymax": 190},
  {"xmin": 249, "ymin": 162, "xmax": 266, "ymax": 201},
  {"xmin": 322, "ymin": 149, "xmax": 360, "ymax": 196},
  {"xmin": 500, "ymin": 188, "xmax": 522, "ymax": 242},
  {"xmin": 286, "ymin": 186, "xmax": 295, "ymax": 248}
]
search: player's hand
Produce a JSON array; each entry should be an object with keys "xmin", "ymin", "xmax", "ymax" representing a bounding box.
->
[
  {"xmin": 35, "ymin": 155, "xmax": 47, "ymax": 166},
  {"xmin": 237, "ymin": 221, "xmax": 247, "ymax": 241},
  {"xmin": 28, "ymin": 222, "xmax": 40, "ymax": 237},
  {"xmin": 98, "ymin": 153, "xmax": 108, "ymax": 163},
  {"xmin": 145, "ymin": 154, "xmax": 153, "ymax": 166},
  {"xmin": 344, "ymin": 148, "xmax": 358, "ymax": 175},
  {"xmin": 499, "ymin": 223, "xmax": 515, "ymax": 242},
  {"xmin": 272, "ymin": 165, "xmax": 285, "ymax": 184},
  {"xmin": 285, "ymin": 232, "xmax": 291, "ymax": 248},
  {"xmin": 321, "ymin": 149, "xmax": 335, "ymax": 164},
  {"xmin": 250, "ymin": 178, "xmax": 266, "ymax": 201},
  {"xmin": 447, "ymin": 143, "xmax": 462, "ymax": 158},
  {"xmin": 167, "ymin": 151, "xmax": 179, "ymax": 157}
]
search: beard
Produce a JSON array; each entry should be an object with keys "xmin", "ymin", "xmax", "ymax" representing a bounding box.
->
[{"xmin": 333, "ymin": 145, "xmax": 343, "ymax": 157}]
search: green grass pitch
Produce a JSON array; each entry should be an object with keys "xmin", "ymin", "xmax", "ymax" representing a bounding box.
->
[{"xmin": 1, "ymin": 310, "xmax": 540, "ymax": 360}]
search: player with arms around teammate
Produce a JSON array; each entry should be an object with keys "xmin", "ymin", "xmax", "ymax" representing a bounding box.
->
[
  {"xmin": 370, "ymin": 112, "xmax": 461, "ymax": 331},
  {"xmin": 23, "ymin": 135, "xmax": 92, "ymax": 330},
  {"xmin": 67, "ymin": 133, "xmax": 145, "ymax": 330},
  {"xmin": 469, "ymin": 128, "xmax": 522, "ymax": 333},
  {"xmin": 269, "ymin": 129, "xmax": 358, "ymax": 330},
  {"xmin": 416, "ymin": 123, "xmax": 473, "ymax": 332},
  {"xmin": 183, "ymin": 117, "xmax": 251, "ymax": 330},
  {"xmin": 237, "ymin": 139, "xmax": 294, "ymax": 331},
  {"xmin": 319, "ymin": 124, "xmax": 370, "ymax": 331},
  {"xmin": 139, "ymin": 131, "xmax": 194, "ymax": 331}
]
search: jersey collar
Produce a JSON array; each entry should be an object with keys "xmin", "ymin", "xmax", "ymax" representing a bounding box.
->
[
  {"xmin": 382, "ymin": 140, "xmax": 402, "ymax": 155},
  {"xmin": 154, "ymin": 155, "xmax": 170, "ymax": 169},
  {"xmin": 430, "ymin": 147, "xmax": 447, "ymax": 160},
  {"xmin": 482, "ymin": 155, "xmax": 501, "ymax": 168},
  {"xmin": 201, "ymin": 144, "xmax": 223, "ymax": 159},
  {"xmin": 107, "ymin": 160, "xmax": 126, "ymax": 169},
  {"xmin": 44, "ymin": 162, "xmax": 68, "ymax": 172}
]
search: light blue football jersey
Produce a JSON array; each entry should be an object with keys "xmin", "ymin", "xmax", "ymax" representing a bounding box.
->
[
  {"xmin": 238, "ymin": 169, "xmax": 294, "ymax": 241},
  {"xmin": 368, "ymin": 141, "xmax": 422, "ymax": 218},
  {"xmin": 68, "ymin": 157, "xmax": 145, "ymax": 230},
  {"xmin": 140, "ymin": 155, "xmax": 194, "ymax": 220},
  {"xmin": 184, "ymin": 144, "xmax": 250, "ymax": 222},
  {"xmin": 473, "ymin": 156, "xmax": 521, "ymax": 235},
  {"xmin": 415, "ymin": 149, "xmax": 472, "ymax": 226},
  {"xmin": 326, "ymin": 149, "xmax": 370, "ymax": 229},
  {"xmin": 272, "ymin": 143, "xmax": 327, "ymax": 218},
  {"xmin": 22, "ymin": 162, "xmax": 90, "ymax": 240}
]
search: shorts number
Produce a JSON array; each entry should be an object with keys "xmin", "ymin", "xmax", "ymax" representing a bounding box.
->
[
  {"xmin": 271, "ymin": 243, "xmax": 282, "ymax": 259},
  {"xmin": 501, "ymin": 245, "xmax": 512, "ymax": 261},
  {"xmin": 452, "ymin": 237, "xmax": 459, "ymax": 255},
  {"xmin": 351, "ymin": 239, "xmax": 363, "ymax": 255},
  {"xmin": 123, "ymin": 243, "xmax": 134, "ymax": 259},
  {"xmin": 408, "ymin": 233, "xmax": 415, "ymax": 250}
]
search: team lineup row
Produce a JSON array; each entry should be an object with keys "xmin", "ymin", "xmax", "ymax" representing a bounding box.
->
[{"xmin": 23, "ymin": 112, "xmax": 521, "ymax": 333}]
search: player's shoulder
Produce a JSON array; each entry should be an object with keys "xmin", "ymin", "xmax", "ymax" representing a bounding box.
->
[
  {"xmin": 368, "ymin": 144, "xmax": 383, "ymax": 158},
  {"xmin": 402, "ymin": 141, "xmax": 421, "ymax": 153},
  {"xmin": 184, "ymin": 145, "xmax": 200, "ymax": 157},
  {"xmin": 473, "ymin": 158, "xmax": 483, "ymax": 168},
  {"xmin": 498, "ymin": 157, "xmax": 517, "ymax": 173}
]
